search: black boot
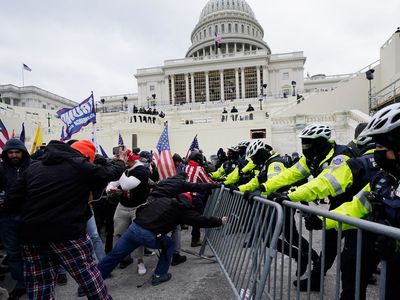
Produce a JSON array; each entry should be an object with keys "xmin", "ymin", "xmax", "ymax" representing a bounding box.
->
[
  {"xmin": 295, "ymin": 252, "xmax": 309, "ymax": 277},
  {"xmin": 293, "ymin": 258, "xmax": 321, "ymax": 292},
  {"xmin": 293, "ymin": 270, "xmax": 321, "ymax": 292},
  {"xmin": 171, "ymin": 253, "xmax": 187, "ymax": 266}
]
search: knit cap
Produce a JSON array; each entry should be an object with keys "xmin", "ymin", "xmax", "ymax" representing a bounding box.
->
[{"xmin": 71, "ymin": 140, "xmax": 96, "ymax": 163}]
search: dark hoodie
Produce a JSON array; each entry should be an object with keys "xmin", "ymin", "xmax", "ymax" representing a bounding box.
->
[
  {"xmin": 0, "ymin": 139, "xmax": 31, "ymax": 200},
  {"xmin": 5, "ymin": 140, "xmax": 125, "ymax": 243}
]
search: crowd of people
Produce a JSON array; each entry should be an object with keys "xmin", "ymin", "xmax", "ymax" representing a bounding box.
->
[{"xmin": 0, "ymin": 102, "xmax": 400, "ymax": 299}]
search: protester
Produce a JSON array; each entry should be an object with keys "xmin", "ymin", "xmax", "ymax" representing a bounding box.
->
[
  {"xmin": 5, "ymin": 140, "xmax": 126, "ymax": 300},
  {"xmin": 185, "ymin": 151, "xmax": 215, "ymax": 247},
  {"xmin": 106, "ymin": 149, "xmax": 149, "ymax": 274},
  {"xmin": 0, "ymin": 139, "xmax": 31, "ymax": 299},
  {"xmin": 97, "ymin": 173, "xmax": 226, "ymax": 285}
]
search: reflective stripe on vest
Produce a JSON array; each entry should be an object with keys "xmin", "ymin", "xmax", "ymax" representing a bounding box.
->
[
  {"xmin": 294, "ymin": 162, "xmax": 308, "ymax": 177},
  {"xmin": 357, "ymin": 190, "xmax": 372, "ymax": 212},
  {"xmin": 323, "ymin": 173, "xmax": 344, "ymax": 195}
]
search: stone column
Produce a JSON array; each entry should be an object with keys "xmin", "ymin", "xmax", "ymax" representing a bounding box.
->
[
  {"xmin": 165, "ymin": 76, "xmax": 170, "ymax": 105},
  {"xmin": 234, "ymin": 43, "xmax": 237, "ymax": 53},
  {"xmin": 205, "ymin": 71, "xmax": 210, "ymax": 102},
  {"xmin": 185, "ymin": 73, "xmax": 190, "ymax": 103},
  {"xmin": 262, "ymin": 66, "xmax": 269, "ymax": 95},
  {"xmin": 256, "ymin": 66, "xmax": 261, "ymax": 97},
  {"xmin": 171, "ymin": 75, "xmax": 175, "ymax": 105},
  {"xmin": 220, "ymin": 70, "xmax": 225, "ymax": 101},
  {"xmin": 190, "ymin": 72, "xmax": 195, "ymax": 103},
  {"xmin": 241, "ymin": 68, "xmax": 246, "ymax": 99},
  {"xmin": 203, "ymin": 48, "xmax": 206, "ymax": 56},
  {"xmin": 235, "ymin": 68, "xmax": 240, "ymax": 100},
  {"xmin": 225, "ymin": 43, "xmax": 228, "ymax": 54}
]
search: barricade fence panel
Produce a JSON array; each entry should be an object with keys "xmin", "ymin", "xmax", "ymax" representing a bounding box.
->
[
  {"xmin": 201, "ymin": 188, "xmax": 283, "ymax": 300},
  {"xmin": 200, "ymin": 189, "xmax": 400, "ymax": 300}
]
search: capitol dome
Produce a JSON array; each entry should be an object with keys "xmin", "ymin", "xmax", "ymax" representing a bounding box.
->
[{"xmin": 186, "ymin": 0, "xmax": 271, "ymax": 57}]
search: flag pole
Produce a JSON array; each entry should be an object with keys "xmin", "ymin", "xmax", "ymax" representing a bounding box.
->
[
  {"xmin": 90, "ymin": 91, "xmax": 98, "ymax": 151},
  {"xmin": 22, "ymin": 63, "xmax": 24, "ymax": 87}
]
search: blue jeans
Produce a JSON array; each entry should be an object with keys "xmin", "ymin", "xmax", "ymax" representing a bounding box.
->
[
  {"xmin": 98, "ymin": 223, "xmax": 175, "ymax": 279},
  {"xmin": 0, "ymin": 215, "xmax": 24, "ymax": 289},
  {"xmin": 86, "ymin": 215, "xmax": 106, "ymax": 261}
]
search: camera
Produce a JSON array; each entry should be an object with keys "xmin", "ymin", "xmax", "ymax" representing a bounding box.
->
[{"xmin": 112, "ymin": 145, "xmax": 126, "ymax": 155}]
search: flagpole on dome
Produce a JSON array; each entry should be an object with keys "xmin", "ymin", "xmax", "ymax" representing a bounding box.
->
[{"xmin": 21, "ymin": 63, "xmax": 24, "ymax": 87}]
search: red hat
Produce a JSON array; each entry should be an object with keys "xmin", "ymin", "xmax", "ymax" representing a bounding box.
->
[
  {"xmin": 126, "ymin": 149, "xmax": 140, "ymax": 162},
  {"xmin": 181, "ymin": 192, "xmax": 193, "ymax": 202},
  {"xmin": 71, "ymin": 140, "xmax": 96, "ymax": 163}
]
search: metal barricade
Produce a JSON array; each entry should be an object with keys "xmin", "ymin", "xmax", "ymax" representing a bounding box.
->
[
  {"xmin": 200, "ymin": 188, "xmax": 283, "ymax": 300},
  {"xmin": 266, "ymin": 200, "xmax": 400, "ymax": 300}
]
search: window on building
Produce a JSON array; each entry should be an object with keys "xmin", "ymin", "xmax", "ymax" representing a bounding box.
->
[
  {"xmin": 194, "ymin": 72, "xmax": 206, "ymax": 103},
  {"xmin": 228, "ymin": 24, "xmax": 231, "ymax": 33},
  {"xmin": 199, "ymin": 32, "xmax": 202, "ymax": 39},
  {"xmin": 282, "ymin": 72, "xmax": 289, "ymax": 80},
  {"xmin": 252, "ymin": 28, "xmax": 255, "ymax": 36},
  {"xmin": 235, "ymin": 23, "xmax": 238, "ymax": 32},
  {"xmin": 244, "ymin": 67, "xmax": 257, "ymax": 98},
  {"xmin": 282, "ymin": 85, "xmax": 291, "ymax": 98},
  {"xmin": 247, "ymin": 26, "xmax": 250, "ymax": 34},
  {"xmin": 42, "ymin": 104, "xmax": 47, "ymax": 109},
  {"xmin": 4, "ymin": 99, "xmax": 10, "ymax": 105},
  {"xmin": 215, "ymin": 25, "xmax": 218, "ymax": 34},
  {"xmin": 223, "ymin": 69, "xmax": 235, "ymax": 101},
  {"xmin": 209, "ymin": 71, "xmax": 221, "ymax": 102},
  {"xmin": 221, "ymin": 24, "xmax": 225, "ymax": 33},
  {"xmin": 250, "ymin": 129, "xmax": 266, "ymax": 139},
  {"xmin": 204, "ymin": 29, "xmax": 206, "ymax": 37},
  {"xmin": 209, "ymin": 27, "xmax": 212, "ymax": 36},
  {"xmin": 149, "ymin": 85, "xmax": 155, "ymax": 91},
  {"xmin": 241, "ymin": 24, "xmax": 244, "ymax": 33},
  {"xmin": 174, "ymin": 74, "xmax": 186, "ymax": 105}
]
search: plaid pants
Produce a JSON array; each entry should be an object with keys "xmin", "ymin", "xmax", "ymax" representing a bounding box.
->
[{"xmin": 22, "ymin": 234, "xmax": 112, "ymax": 300}]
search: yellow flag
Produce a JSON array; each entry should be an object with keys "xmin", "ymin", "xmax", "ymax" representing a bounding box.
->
[{"xmin": 30, "ymin": 126, "xmax": 43, "ymax": 154}]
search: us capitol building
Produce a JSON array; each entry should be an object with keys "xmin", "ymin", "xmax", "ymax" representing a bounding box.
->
[{"xmin": 0, "ymin": 0, "xmax": 399, "ymax": 156}]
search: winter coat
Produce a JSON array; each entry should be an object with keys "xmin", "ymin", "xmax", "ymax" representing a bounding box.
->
[{"xmin": 5, "ymin": 140, "xmax": 125, "ymax": 243}]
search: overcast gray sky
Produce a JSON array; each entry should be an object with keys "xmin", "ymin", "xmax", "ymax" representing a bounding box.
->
[{"xmin": 1, "ymin": 0, "xmax": 399, "ymax": 102}]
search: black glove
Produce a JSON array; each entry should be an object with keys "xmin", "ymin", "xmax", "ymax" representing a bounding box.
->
[
  {"xmin": 304, "ymin": 214, "xmax": 323, "ymax": 231},
  {"xmin": 243, "ymin": 190, "xmax": 261, "ymax": 204},
  {"xmin": 259, "ymin": 184, "xmax": 266, "ymax": 193},
  {"xmin": 229, "ymin": 185, "xmax": 239, "ymax": 195},
  {"xmin": 374, "ymin": 235, "xmax": 397, "ymax": 261},
  {"xmin": 269, "ymin": 192, "xmax": 288, "ymax": 205}
]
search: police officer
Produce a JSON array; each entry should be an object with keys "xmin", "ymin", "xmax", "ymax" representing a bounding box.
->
[
  {"xmin": 224, "ymin": 141, "xmax": 260, "ymax": 187},
  {"xmin": 210, "ymin": 146, "xmax": 239, "ymax": 181},
  {"xmin": 259, "ymin": 123, "xmax": 355, "ymax": 290},
  {"xmin": 285, "ymin": 134, "xmax": 378, "ymax": 291},
  {"xmin": 237, "ymin": 139, "xmax": 316, "ymax": 276},
  {"xmin": 324, "ymin": 103, "xmax": 400, "ymax": 300}
]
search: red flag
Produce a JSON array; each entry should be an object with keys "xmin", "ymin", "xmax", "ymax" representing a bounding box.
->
[
  {"xmin": 153, "ymin": 126, "xmax": 177, "ymax": 180},
  {"xmin": 0, "ymin": 120, "xmax": 10, "ymax": 151}
]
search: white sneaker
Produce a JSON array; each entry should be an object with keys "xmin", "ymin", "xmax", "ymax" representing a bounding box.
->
[{"xmin": 137, "ymin": 262, "xmax": 147, "ymax": 276}]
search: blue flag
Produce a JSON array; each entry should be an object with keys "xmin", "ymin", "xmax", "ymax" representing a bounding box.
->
[
  {"xmin": 57, "ymin": 94, "xmax": 96, "ymax": 140},
  {"xmin": 185, "ymin": 135, "xmax": 199, "ymax": 160},
  {"xmin": 19, "ymin": 123, "xmax": 25, "ymax": 144},
  {"xmin": 99, "ymin": 145, "xmax": 109, "ymax": 158},
  {"xmin": 118, "ymin": 132, "xmax": 124, "ymax": 145}
]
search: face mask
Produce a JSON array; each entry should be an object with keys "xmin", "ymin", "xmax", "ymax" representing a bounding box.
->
[
  {"xmin": 374, "ymin": 150, "xmax": 400, "ymax": 179},
  {"xmin": 251, "ymin": 149, "xmax": 270, "ymax": 165}
]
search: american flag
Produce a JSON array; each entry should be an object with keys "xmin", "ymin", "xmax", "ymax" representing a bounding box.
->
[
  {"xmin": 153, "ymin": 126, "xmax": 177, "ymax": 180},
  {"xmin": 0, "ymin": 119, "xmax": 10, "ymax": 151},
  {"xmin": 118, "ymin": 132, "xmax": 124, "ymax": 145},
  {"xmin": 23, "ymin": 63, "xmax": 32, "ymax": 72},
  {"xmin": 185, "ymin": 135, "xmax": 199, "ymax": 160}
]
